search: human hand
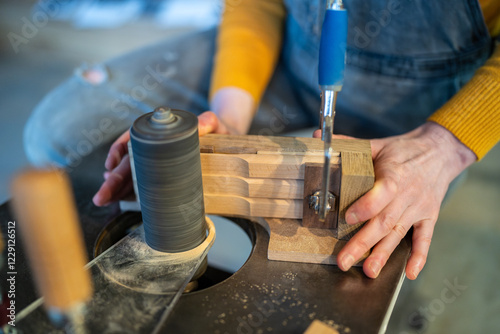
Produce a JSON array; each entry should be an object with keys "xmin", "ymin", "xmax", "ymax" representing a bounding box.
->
[
  {"xmin": 92, "ymin": 111, "xmax": 230, "ymax": 207},
  {"xmin": 314, "ymin": 122, "xmax": 476, "ymax": 279},
  {"xmin": 92, "ymin": 130, "xmax": 133, "ymax": 207}
]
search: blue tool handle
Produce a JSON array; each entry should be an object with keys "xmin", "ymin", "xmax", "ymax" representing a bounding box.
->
[{"xmin": 318, "ymin": 9, "xmax": 348, "ymax": 90}]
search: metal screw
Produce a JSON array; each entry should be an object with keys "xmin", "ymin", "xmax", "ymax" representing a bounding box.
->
[{"xmin": 309, "ymin": 191, "xmax": 336, "ymax": 215}]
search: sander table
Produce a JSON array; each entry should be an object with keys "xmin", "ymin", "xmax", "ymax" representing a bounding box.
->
[{"xmin": 0, "ymin": 142, "xmax": 411, "ymax": 334}]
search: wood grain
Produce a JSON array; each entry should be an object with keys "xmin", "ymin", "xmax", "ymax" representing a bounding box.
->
[
  {"xmin": 261, "ymin": 218, "xmax": 368, "ymax": 265},
  {"xmin": 204, "ymin": 195, "xmax": 302, "ymax": 219},
  {"xmin": 203, "ymin": 174, "xmax": 303, "ymax": 199},
  {"xmin": 200, "ymin": 134, "xmax": 372, "ymax": 156},
  {"xmin": 10, "ymin": 169, "xmax": 92, "ymax": 311},
  {"xmin": 201, "ymin": 153, "xmax": 339, "ymax": 180},
  {"xmin": 337, "ymin": 151, "xmax": 375, "ymax": 240}
]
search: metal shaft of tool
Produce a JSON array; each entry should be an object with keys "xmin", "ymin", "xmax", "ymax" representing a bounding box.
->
[{"xmin": 319, "ymin": 90, "xmax": 337, "ymax": 221}]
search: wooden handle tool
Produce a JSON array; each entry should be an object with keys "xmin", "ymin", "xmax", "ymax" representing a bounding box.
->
[{"xmin": 10, "ymin": 169, "xmax": 92, "ymax": 314}]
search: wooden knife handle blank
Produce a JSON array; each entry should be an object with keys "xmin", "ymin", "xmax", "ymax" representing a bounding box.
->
[{"xmin": 11, "ymin": 169, "xmax": 92, "ymax": 311}]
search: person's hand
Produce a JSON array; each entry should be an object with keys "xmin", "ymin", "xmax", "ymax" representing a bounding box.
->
[
  {"xmin": 92, "ymin": 111, "xmax": 230, "ymax": 207},
  {"xmin": 92, "ymin": 130, "xmax": 133, "ymax": 207},
  {"xmin": 314, "ymin": 122, "xmax": 476, "ymax": 279}
]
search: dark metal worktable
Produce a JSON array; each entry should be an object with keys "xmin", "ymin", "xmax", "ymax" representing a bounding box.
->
[{"xmin": 0, "ymin": 145, "xmax": 411, "ymax": 334}]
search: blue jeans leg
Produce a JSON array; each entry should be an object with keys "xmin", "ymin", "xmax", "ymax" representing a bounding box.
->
[{"xmin": 24, "ymin": 29, "xmax": 216, "ymax": 168}]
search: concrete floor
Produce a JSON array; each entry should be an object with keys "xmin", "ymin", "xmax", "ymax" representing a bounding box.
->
[{"xmin": 1, "ymin": 1, "xmax": 499, "ymax": 333}]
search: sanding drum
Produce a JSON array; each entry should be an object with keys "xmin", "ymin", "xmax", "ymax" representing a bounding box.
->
[{"xmin": 130, "ymin": 107, "xmax": 207, "ymax": 253}]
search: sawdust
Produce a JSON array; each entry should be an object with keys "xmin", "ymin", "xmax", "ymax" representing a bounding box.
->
[
  {"xmin": 97, "ymin": 218, "xmax": 215, "ymax": 295},
  {"xmin": 200, "ymin": 271, "xmax": 352, "ymax": 333}
]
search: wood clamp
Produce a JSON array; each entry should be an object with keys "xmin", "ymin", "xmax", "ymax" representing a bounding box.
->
[
  {"xmin": 199, "ymin": 134, "xmax": 374, "ymax": 265},
  {"xmin": 120, "ymin": 133, "xmax": 374, "ymax": 265}
]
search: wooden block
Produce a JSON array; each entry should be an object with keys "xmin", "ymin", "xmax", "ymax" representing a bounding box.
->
[
  {"xmin": 337, "ymin": 151, "xmax": 375, "ymax": 240},
  {"xmin": 304, "ymin": 320, "xmax": 340, "ymax": 334},
  {"xmin": 262, "ymin": 218, "xmax": 368, "ymax": 265},
  {"xmin": 203, "ymin": 174, "xmax": 303, "ymax": 199},
  {"xmin": 302, "ymin": 163, "xmax": 341, "ymax": 229},
  {"xmin": 121, "ymin": 179, "xmax": 305, "ymax": 215},
  {"xmin": 205, "ymin": 195, "xmax": 302, "ymax": 219},
  {"xmin": 200, "ymin": 145, "xmax": 214, "ymax": 153},
  {"xmin": 256, "ymin": 150, "xmax": 325, "ymax": 156},
  {"xmin": 201, "ymin": 153, "xmax": 339, "ymax": 180},
  {"xmin": 211, "ymin": 146, "xmax": 258, "ymax": 154},
  {"xmin": 200, "ymin": 134, "xmax": 372, "ymax": 156}
]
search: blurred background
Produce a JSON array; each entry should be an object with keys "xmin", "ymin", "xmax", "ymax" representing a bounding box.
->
[{"xmin": 0, "ymin": 1, "xmax": 499, "ymax": 333}]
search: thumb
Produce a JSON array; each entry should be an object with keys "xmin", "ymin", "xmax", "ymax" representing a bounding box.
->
[{"xmin": 198, "ymin": 111, "xmax": 219, "ymax": 136}]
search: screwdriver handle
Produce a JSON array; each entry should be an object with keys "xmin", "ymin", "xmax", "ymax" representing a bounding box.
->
[{"xmin": 318, "ymin": 7, "xmax": 348, "ymax": 91}]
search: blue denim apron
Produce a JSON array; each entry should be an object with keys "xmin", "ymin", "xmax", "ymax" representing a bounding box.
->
[{"xmin": 282, "ymin": 0, "xmax": 493, "ymax": 138}]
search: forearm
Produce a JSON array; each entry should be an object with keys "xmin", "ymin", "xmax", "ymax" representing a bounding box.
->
[
  {"xmin": 210, "ymin": 0, "xmax": 286, "ymax": 107},
  {"xmin": 428, "ymin": 43, "xmax": 500, "ymax": 160},
  {"xmin": 210, "ymin": 87, "xmax": 254, "ymax": 135}
]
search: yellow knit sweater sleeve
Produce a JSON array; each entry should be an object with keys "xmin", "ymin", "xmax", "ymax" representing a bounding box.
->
[
  {"xmin": 428, "ymin": 44, "xmax": 500, "ymax": 160},
  {"xmin": 481, "ymin": 0, "xmax": 500, "ymax": 36},
  {"xmin": 211, "ymin": 0, "xmax": 499, "ymax": 159},
  {"xmin": 209, "ymin": 0, "xmax": 286, "ymax": 105}
]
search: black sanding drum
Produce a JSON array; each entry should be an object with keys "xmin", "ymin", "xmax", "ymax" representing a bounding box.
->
[{"xmin": 130, "ymin": 107, "xmax": 206, "ymax": 252}]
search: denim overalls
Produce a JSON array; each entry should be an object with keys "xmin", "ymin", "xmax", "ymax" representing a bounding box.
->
[
  {"xmin": 24, "ymin": 0, "xmax": 493, "ymax": 166},
  {"xmin": 283, "ymin": 0, "xmax": 493, "ymax": 138}
]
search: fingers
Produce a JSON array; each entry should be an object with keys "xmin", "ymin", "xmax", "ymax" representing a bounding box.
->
[
  {"xmin": 109, "ymin": 174, "xmax": 134, "ymax": 203},
  {"xmin": 198, "ymin": 111, "xmax": 219, "ymax": 136},
  {"xmin": 338, "ymin": 199, "xmax": 406, "ymax": 272},
  {"xmin": 105, "ymin": 130, "xmax": 130, "ymax": 171},
  {"xmin": 93, "ymin": 153, "xmax": 132, "ymax": 206},
  {"xmin": 345, "ymin": 170, "xmax": 399, "ymax": 225},
  {"xmin": 335, "ymin": 128, "xmax": 453, "ymax": 279},
  {"xmin": 362, "ymin": 208, "xmax": 415, "ymax": 278},
  {"xmin": 362, "ymin": 223, "xmax": 411, "ymax": 278},
  {"xmin": 340, "ymin": 201, "xmax": 436, "ymax": 279},
  {"xmin": 406, "ymin": 221, "xmax": 435, "ymax": 280}
]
